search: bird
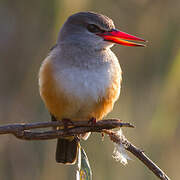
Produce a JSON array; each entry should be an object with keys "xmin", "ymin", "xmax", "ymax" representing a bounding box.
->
[{"xmin": 39, "ymin": 11, "xmax": 145, "ymax": 165}]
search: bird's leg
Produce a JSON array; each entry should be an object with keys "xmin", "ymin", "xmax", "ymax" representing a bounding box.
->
[
  {"xmin": 88, "ymin": 117, "xmax": 97, "ymax": 125},
  {"xmin": 51, "ymin": 114, "xmax": 58, "ymax": 130},
  {"xmin": 51, "ymin": 114, "xmax": 57, "ymax": 122}
]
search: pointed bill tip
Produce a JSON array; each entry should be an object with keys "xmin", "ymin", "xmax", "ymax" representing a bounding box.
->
[{"xmin": 97, "ymin": 29, "xmax": 147, "ymax": 47}]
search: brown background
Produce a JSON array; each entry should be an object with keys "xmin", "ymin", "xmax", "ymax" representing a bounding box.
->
[{"xmin": 0, "ymin": 0, "xmax": 180, "ymax": 179}]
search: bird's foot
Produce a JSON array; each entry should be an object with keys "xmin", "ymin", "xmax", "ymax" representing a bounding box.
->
[
  {"xmin": 62, "ymin": 118, "xmax": 74, "ymax": 129},
  {"xmin": 88, "ymin": 117, "xmax": 97, "ymax": 125}
]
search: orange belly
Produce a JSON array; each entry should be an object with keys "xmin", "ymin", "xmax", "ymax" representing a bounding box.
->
[{"xmin": 39, "ymin": 56, "xmax": 121, "ymax": 121}]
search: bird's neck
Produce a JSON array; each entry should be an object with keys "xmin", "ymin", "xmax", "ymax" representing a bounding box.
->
[
  {"xmin": 52, "ymin": 42, "xmax": 114, "ymax": 69},
  {"xmin": 59, "ymin": 40, "xmax": 106, "ymax": 53}
]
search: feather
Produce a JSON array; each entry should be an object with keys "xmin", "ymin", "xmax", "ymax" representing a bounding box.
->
[{"xmin": 112, "ymin": 129, "xmax": 130, "ymax": 165}]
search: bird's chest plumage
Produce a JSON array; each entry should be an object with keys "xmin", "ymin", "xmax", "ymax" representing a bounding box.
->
[
  {"xmin": 39, "ymin": 50, "xmax": 121, "ymax": 120},
  {"xmin": 59, "ymin": 64, "xmax": 110, "ymax": 98}
]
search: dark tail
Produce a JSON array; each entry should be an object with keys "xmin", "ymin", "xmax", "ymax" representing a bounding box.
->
[{"xmin": 56, "ymin": 138, "xmax": 79, "ymax": 164}]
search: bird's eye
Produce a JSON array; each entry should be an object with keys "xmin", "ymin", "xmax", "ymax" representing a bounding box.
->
[{"xmin": 87, "ymin": 24, "xmax": 101, "ymax": 33}]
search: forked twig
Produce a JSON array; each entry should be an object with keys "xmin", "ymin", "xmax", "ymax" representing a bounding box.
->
[
  {"xmin": 103, "ymin": 129, "xmax": 170, "ymax": 180},
  {"xmin": 0, "ymin": 119, "xmax": 170, "ymax": 180}
]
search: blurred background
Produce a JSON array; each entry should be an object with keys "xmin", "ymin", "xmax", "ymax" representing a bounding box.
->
[{"xmin": 0, "ymin": 0, "xmax": 180, "ymax": 179}]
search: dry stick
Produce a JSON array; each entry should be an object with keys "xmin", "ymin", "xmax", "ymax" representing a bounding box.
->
[
  {"xmin": 0, "ymin": 119, "xmax": 133, "ymax": 137},
  {"xmin": 103, "ymin": 130, "xmax": 171, "ymax": 180},
  {"xmin": 0, "ymin": 119, "xmax": 170, "ymax": 180}
]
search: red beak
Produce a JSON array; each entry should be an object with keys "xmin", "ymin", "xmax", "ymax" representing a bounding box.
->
[{"xmin": 97, "ymin": 29, "xmax": 147, "ymax": 47}]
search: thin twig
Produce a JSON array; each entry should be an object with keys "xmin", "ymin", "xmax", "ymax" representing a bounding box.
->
[
  {"xmin": 103, "ymin": 130, "xmax": 171, "ymax": 180},
  {"xmin": 0, "ymin": 119, "xmax": 170, "ymax": 180}
]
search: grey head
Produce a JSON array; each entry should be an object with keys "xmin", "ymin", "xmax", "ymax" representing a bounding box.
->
[{"xmin": 57, "ymin": 12, "xmax": 115, "ymax": 50}]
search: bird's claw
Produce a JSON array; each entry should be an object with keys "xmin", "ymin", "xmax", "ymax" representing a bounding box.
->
[
  {"xmin": 62, "ymin": 118, "xmax": 74, "ymax": 129},
  {"xmin": 88, "ymin": 117, "xmax": 97, "ymax": 125}
]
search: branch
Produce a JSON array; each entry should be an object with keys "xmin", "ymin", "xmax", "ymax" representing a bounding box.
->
[
  {"xmin": 0, "ymin": 119, "xmax": 133, "ymax": 139},
  {"xmin": 0, "ymin": 119, "xmax": 170, "ymax": 180},
  {"xmin": 103, "ymin": 130, "xmax": 171, "ymax": 180}
]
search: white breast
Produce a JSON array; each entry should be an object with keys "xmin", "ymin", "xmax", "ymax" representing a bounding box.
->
[
  {"xmin": 56, "ymin": 65, "xmax": 110, "ymax": 102},
  {"xmin": 51, "ymin": 48, "xmax": 121, "ymax": 118}
]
